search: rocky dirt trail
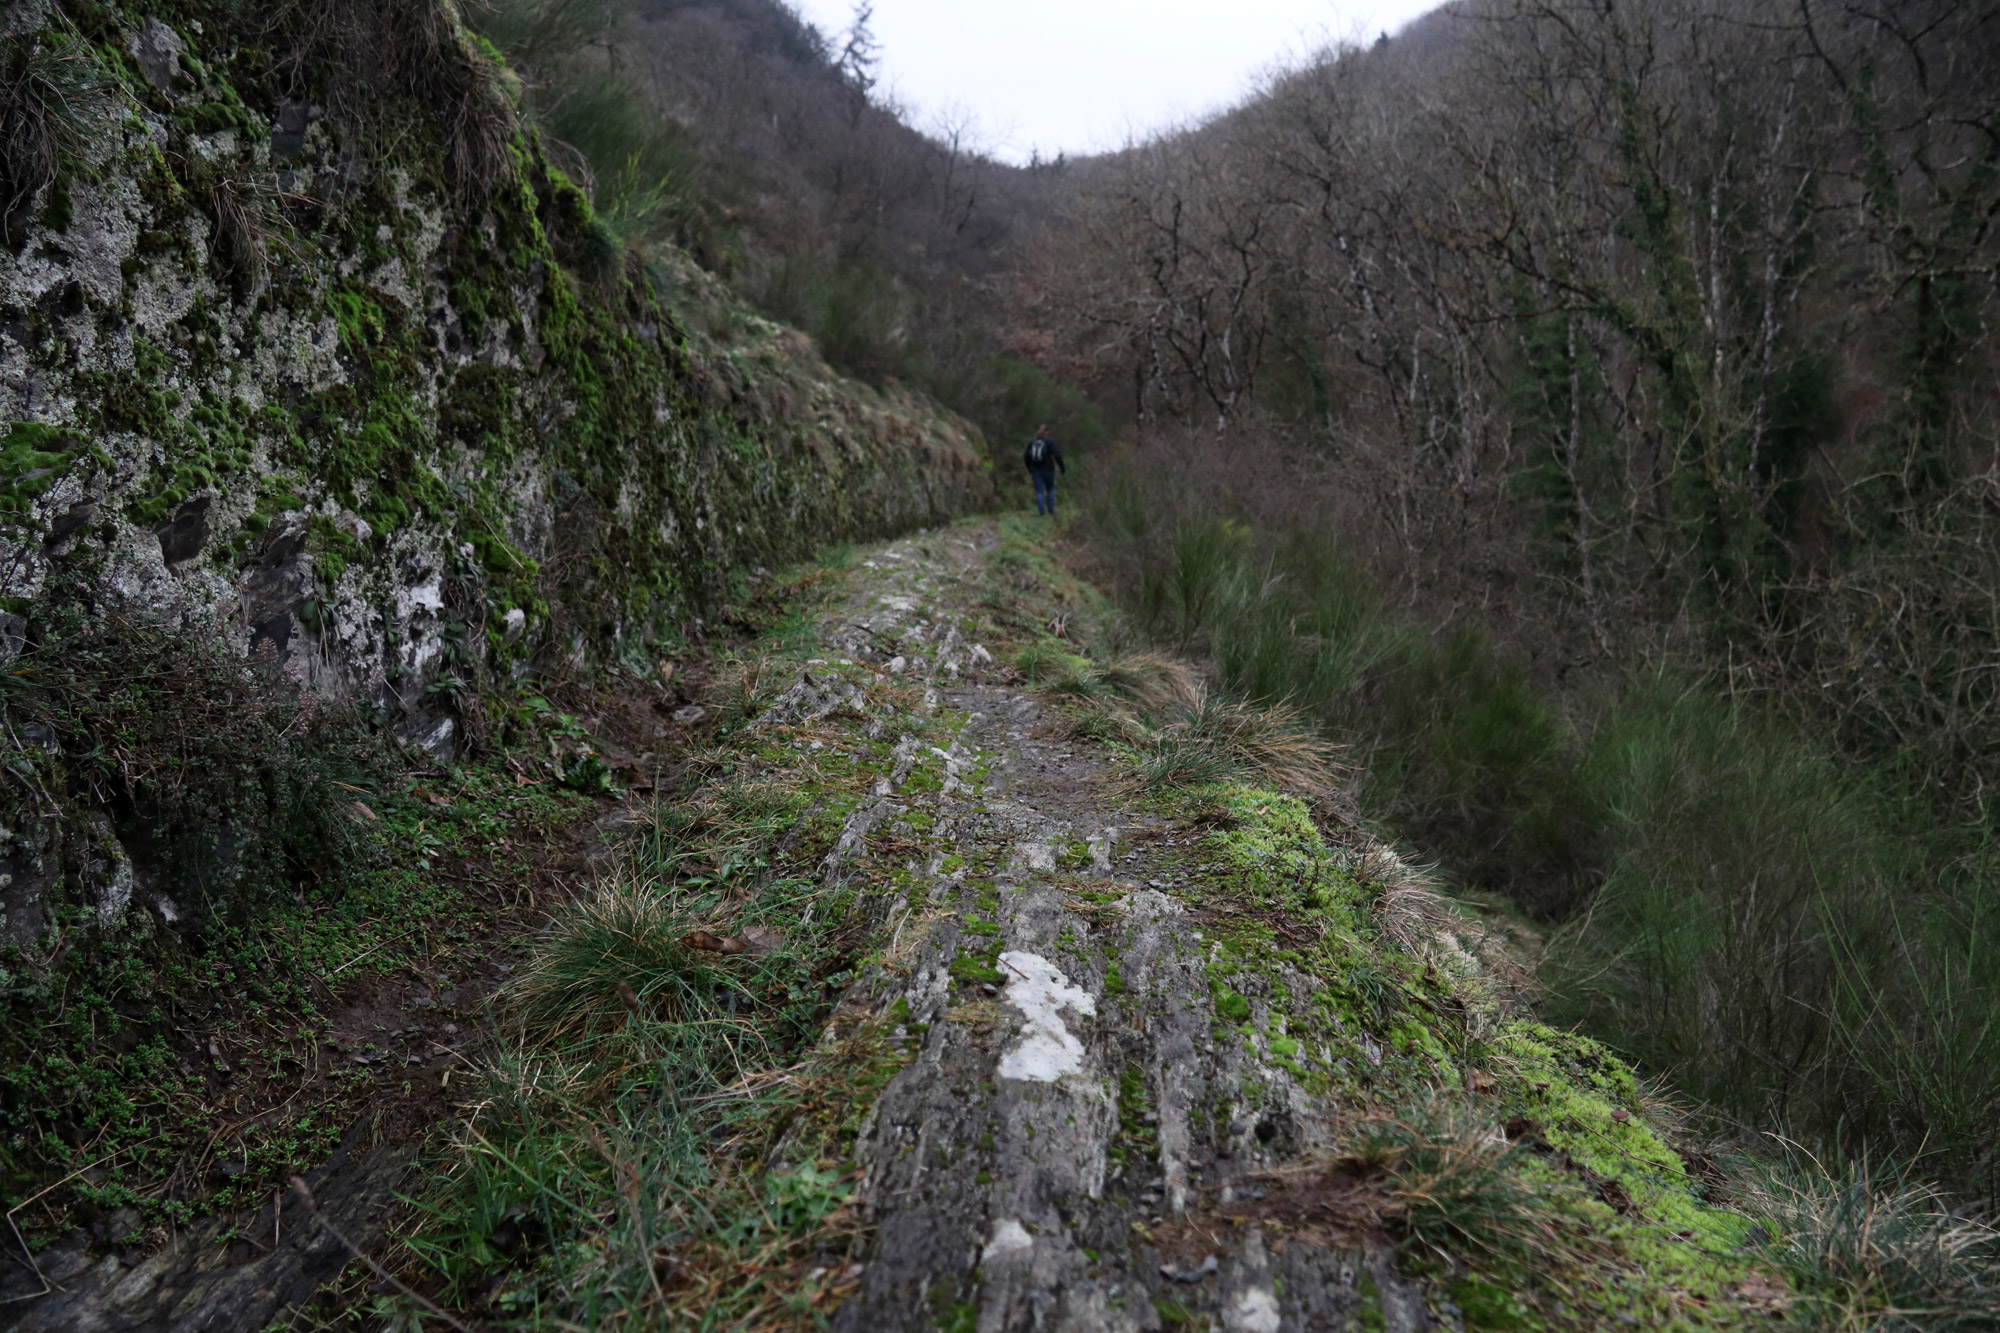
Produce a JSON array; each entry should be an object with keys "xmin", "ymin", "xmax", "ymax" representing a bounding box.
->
[
  {"xmin": 793, "ymin": 519, "xmax": 1433, "ymax": 1333},
  {"xmin": 7, "ymin": 516, "xmax": 1764, "ymax": 1332}
]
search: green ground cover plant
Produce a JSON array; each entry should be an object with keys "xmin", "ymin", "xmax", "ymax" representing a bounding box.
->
[
  {"xmin": 392, "ymin": 514, "xmax": 1802, "ymax": 1329},
  {"xmin": 392, "ymin": 538, "xmax": 921, "ymax": 1326},
  {"xmin": 979, "ymin": 515, "xmax": 1811, "ymax": 1328},
  {"xmin": 0, "ymin": 596, "xmax": 608, "ymax": 1240}
]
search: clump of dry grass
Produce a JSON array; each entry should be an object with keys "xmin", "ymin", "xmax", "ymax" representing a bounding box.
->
[
  {"xmin": 1352, "ymin": 842, "xmax": 1451, "ymax": 955},
  {"xmin": 1020, "ymin": 631, "xmax": 1343, "ymax": 795},
  {"xmin": 1340, "ymin": 839, "xmax": 1539, "ymax": 1009},
  {"xmin": 1094, "ymin": 650, "xmax": 1202, "ymax": 712},
  {"xmin": 1136, "ymin": 685, "xmax": 1344, "ymax": 795},
  {"xmin": 1354, "ymin": 1095, "xmax": 1587, "ymax": 1271},
  {"xmin": 1746, "ymin": 1159, "xmax": 2000, "ymax": 1331},
  {"xmin": 1025, "ymin": 642, "xmax": 1200, "ymax": 709},
  {"xmin": 706, "ymin": 652, "xmax": 785, "ymax": 728}
]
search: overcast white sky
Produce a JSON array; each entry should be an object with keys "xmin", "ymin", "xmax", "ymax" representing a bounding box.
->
[{"xmin": 786, "ymin": 0, "xmax": 1443, "ymax": 164}]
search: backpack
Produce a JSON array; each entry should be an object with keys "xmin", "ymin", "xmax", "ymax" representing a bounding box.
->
[{"xmin": 1029, "ymin": 438, "xmax": 1049, "ymax": 465}]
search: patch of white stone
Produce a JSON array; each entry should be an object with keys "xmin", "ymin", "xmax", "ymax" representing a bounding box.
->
[
  {"xmin": 995, "ymin": 951, "xmax": 1096, "ymax": 1082},
  {"xmin": 1011, "ymin": 839, "xmax": 1056, "ymax": 872},
  {"xmin": 1225, "ymin": 1288, "xmax": 1282, "ymax": 1333},
  {"xmin": 980, "ymin": 1218, "xmax": 1034, "ymax": 1263},
  {"xmin": 931, "ymin": 743, "xmax": 971, "ymax": 795}
]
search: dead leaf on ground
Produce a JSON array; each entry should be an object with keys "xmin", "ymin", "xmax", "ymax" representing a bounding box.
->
[
  {"xmin": 1730, "ymin": 1272, "xmax": 1794, "ymax": 1314},
  {"xmin": 740, "ymin": 923, "xmax": 785, "ymax": 954},
  {"xmin": 346, "ymin": 800, "xmax": 378, "ymax": 822}
]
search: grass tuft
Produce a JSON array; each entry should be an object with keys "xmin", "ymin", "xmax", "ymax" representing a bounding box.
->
[
  {"xmin": 1350, "ymin": 1096, "xmax": 1592, "ymax": 1276},
  {"xmin": 707, "ymin": 652, "xmax": 786, "ymax": 728},
  {"xmin": 1749, "ymin": 1159, "xmax": 2000, "ymax": 1331},
  {"xmin": 506, "ymin": 878, "xmax": 719, "ymax": 1040},
  {"xmin": 0, "ymin": 27, "xmax": 108, "ymax": 243},
  {"xmin": 1136, "ymin": 685, "xmax": 1344, "ymax": 795}
]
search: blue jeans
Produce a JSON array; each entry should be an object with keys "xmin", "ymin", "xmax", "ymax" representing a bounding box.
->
[{"xmin": 1031, "ymin": 468, "xmax": 1057, "ymax": 514}]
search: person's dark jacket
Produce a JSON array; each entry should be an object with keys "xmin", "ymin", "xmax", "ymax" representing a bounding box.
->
[{"xmin": 1023, "ymin": 435, "xmax": 1065, "ymax": 474}]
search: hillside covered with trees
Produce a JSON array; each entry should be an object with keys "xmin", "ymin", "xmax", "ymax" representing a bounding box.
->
[
  {"xmin": 3, "ymin": 0, "xmax": 1998, "ymax": 1328},
  {"xmin": 1019, "ymin": 0, "xmax": 2000, "ymax": 1210}
]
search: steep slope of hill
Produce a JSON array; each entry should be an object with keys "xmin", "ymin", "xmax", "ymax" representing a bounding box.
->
[
  {"xmin": 525, "ymin": 0, "xmax": 1081, "ymax": 445},
  {"xmin": 1021, "ymin": 0, "xmax": 2000, "ymax": 1205}
]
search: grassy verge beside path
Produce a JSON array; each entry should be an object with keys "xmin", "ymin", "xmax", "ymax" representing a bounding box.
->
[{"xmin": 387, "ymin": 516, "xmax": 1928, "ymax": 1332}]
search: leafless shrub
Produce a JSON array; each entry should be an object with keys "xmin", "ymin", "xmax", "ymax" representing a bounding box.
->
[{"xmin": 266, "ymin": 0, "xmax": 519, "ymax": 202}]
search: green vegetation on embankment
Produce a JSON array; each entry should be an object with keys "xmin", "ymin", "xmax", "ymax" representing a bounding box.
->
[
  {"xmin": 1074, "ymin": 465, "xmax": 2000, "ymax": 1224},
  {"xmin": 394, "ymin": 517, "xmax": 1757, "ymax": 1329},
  {"xmin": 391, "ymin": 515, "xmax": 2000, "ymax": 1330},
  {"xmin": 0, "ymin": 593, "xmax": 598, "ymax": 1238}
]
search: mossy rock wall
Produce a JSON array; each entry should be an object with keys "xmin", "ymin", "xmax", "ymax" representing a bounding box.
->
[
  {"xmin": 0, "ymin": 3, "xmax": 991, "ymax": 707},
  {"xmin": 0, "ymin": 2, "xmax": 991, "ymax": 946}
]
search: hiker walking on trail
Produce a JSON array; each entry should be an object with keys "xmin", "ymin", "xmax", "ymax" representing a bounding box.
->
[{"xmin": 1024, "ymin": 424, "xmax": 1065, "ymax": 516}]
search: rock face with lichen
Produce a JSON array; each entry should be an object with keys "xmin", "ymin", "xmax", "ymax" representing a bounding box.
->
[
  {"xmin": 0, "ymin": 2, "xmax": 990, "ymax": 951},
  {"xmin": 0, "ymin": 4, "xmax": 990, "ymax": 738}
]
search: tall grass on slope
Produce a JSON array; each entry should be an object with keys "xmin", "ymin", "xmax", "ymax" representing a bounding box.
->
[
  {"xmin": 1542, "ymin": 682, "xmax": 2000, "ymax": 1203},
  {"xmin": 1750, "ymin": 1159, "xmax": 2000, "ymax": 1331},
  {"xmin": 1538, "ymin": 682, "xmax": 1898, "ymax": 1133},
  {"xmin": 1105, "ymin": 509, "xmax": 1585, "ymax": 912},
  {"xmin": 471, "ymin": 0, "xmax": 708, "ymax": 257}
]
